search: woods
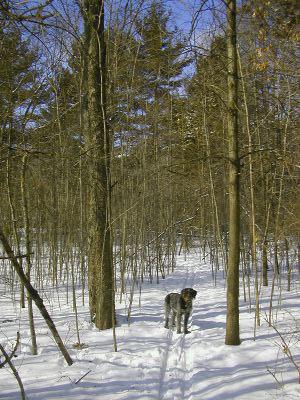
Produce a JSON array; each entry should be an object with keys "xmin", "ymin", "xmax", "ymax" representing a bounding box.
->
[{"xmin": 0, "ymin": 0, "xmax": 299, "ymax": 398}]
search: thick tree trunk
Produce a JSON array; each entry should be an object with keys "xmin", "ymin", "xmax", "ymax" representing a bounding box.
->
[
  {"xmin": 225, "ymin": 0, "xmax": 241, "ymax": 346},
  {"xmin": 83, "ymin": 0, "xmax": 114, "ymax": 330},
  {"xmin": 0, "ymin": 229, "xmax": 73, "ymax": 366}
]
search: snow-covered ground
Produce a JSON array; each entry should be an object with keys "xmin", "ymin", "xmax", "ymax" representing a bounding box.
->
[{"xmin": 1, "ymin": 249, "xmax": 299, "ymax": 399}]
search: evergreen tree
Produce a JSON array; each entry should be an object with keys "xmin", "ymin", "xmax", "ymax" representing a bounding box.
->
[
  {"xmin": 0, "ymin": 25, "xmax": 40, "ymax": 145},
  {"xmin": 135, "ymin": 0, "xmax": 189, "ymax": 142}
]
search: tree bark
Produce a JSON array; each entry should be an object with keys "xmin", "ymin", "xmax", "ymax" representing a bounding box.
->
[
  {"xmin": 83, "ymin": 0, "xmax": 114, "ymax": 330},
  {"xmin": 225, "ymin": 0, "xmax": 241, "ymax": 346}
]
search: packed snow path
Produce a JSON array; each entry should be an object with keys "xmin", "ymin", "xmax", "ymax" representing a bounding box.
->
[
  {"xmin": 1, "ymin": 249, "xmax": 299, "ymax": 399},
  {"xmin": 158, "ymin": 263, "xmax": 196, "ymax": 400}
]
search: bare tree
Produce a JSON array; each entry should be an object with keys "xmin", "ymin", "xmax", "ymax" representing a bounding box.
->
[
  {"xmin": 82, "ymin": 0, "xmax": 114, "ymax": 330},
  {"xmin": 225, "ymin": 0, "xmax": 241, "ymax": 346}
]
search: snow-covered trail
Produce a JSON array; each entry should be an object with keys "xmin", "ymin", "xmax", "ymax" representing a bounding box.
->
[
  {"xmin": 158, "ymin": 260, "xmax": 197, "ymax": 400},
  {"xmin": 1, "ymin": 249, "xmax": 299, "ymax": 400}
]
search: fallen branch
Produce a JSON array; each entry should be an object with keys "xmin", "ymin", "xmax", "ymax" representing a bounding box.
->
[
  {"xmin": 0, "ymin": 333, "xmax": 26, "ymax": 400},
  {"xmin": 0, "ymin": 228, "xmax": 73, "ymax": 366},
  {"xmin": 0, "ymin": 331, "xmax": 20, "ymax": 369}
]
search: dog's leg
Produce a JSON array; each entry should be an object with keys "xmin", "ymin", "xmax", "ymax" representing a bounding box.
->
[
  {"xmin": 176, "ymin": 312, "xmax": 182, "ymax": 334},
  {"xmin": 164, "ymin": 302, "xmax": 170, "ymax": 329},
  {"xmin": 171, "ymin": 311, "xmax": 176, "ymax": 328},
  {"xmin": 184, "ymin": 312, "xmax": 191, "ymax": 334}
]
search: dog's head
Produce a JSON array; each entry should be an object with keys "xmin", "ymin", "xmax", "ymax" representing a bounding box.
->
[{"xmin": 181, "ymin": 288, "xmax": 197, "ymax": 302}]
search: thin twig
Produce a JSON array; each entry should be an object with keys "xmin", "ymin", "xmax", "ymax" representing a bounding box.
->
[{"xmin": 74, "ymin": 369, "xmax": 92, "ymax": 384}]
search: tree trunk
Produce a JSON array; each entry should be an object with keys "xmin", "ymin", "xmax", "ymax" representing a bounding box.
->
[
  {"xmin": 83, "ymin": 0, "xmax": 114, "ymax": 330},
  {"xmin": 225, "ymin": 0, "xmax": 241, "ymax": 346},
  {"xmin": 262, "ymin": 239, "xmax": 268, "ymax": 286},
  {"xmin": 21, "ymin": 153, "xmax": 38, "ymax": 355}
]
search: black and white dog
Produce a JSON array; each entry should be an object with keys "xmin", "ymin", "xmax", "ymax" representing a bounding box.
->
[{"xmin": 164, "ymin": 288, "xmax": 197, "ymax": 334}]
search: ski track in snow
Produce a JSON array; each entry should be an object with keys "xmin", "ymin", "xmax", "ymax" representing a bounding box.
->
[{"xmin": 158, "ymin": 260, "xmax": 197, "ymax": 400}]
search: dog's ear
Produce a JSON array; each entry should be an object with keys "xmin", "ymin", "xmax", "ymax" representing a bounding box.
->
[{"xmin": 187, "ymin": 288, "xmax": 197, "ymax": 298}]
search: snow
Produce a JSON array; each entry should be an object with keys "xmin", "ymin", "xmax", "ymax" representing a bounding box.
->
[{"xmin": 1, "ymin": 249, "xmax": 299, "ymax": 400}]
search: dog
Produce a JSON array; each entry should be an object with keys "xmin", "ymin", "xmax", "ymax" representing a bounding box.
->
[{"xmin": 164, "ymin": 288, "xmax": 197, "ymax": 334}]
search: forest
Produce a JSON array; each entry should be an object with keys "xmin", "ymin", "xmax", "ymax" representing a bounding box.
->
[{"xmin": 0, "ymin": 1, "xmax": 299, "ymax": 399}]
